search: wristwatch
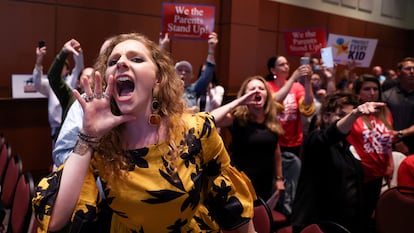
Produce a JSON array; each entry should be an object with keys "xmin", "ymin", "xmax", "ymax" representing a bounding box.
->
[
  {"xmin": 397, "ymin": 130, "xmax": 404, "ymax": 139},
  {"xmin": 73, "ymin": 139, "xmax": 91, "ymax": 156}
]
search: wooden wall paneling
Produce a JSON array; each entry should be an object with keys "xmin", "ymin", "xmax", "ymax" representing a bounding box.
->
[
  {"xmin": 55, "ymin": 7, "xmax": 112, "ymax": 66},
  {"xmin": 216, "ymin": 0, "xmax": 260, "ymax": 95},
  {"xmin": 371, "ymin": 46, "xmax": 402, "ymax": 70},
  {"xmin": 216, "ymin": 0, "xmax": 233, "ymax": 95},
  {"xmin": 278, "ymin": 4, "xmax": 329, "ymax": 31},
  {"xmin": 257, "ymin": 31, "xmax": 278, "ymax": 77},
  {"xmin": 365, "ymin": 24, "xmax": 410, "ymax": 69},
  {"xmin": 226, "ymin": 25, "xmax": 258, "ymax": 94},
  {"xmin": 217, "ymin": 23, "xmax": 231, "ymax": 93},
  {"xmin": 327, "ymin": 14, "xmax": 366, "ymax": 37},
  {"xmin": 227, "ymin": 0, "xmax": 258, "ymax": 25},
  {"xmin": 365, "ymin": 23, "xmax": 409, "ymax": 49},
  {"xmin": 0, "ymin": 1, "xmax": 56, "ymax": 97},
  {"xmin": 56, "ymin": 0, "xmax": 163, "ymax": 16},
  {"xmin": 0, "ymin": 98, "xmax": 52, "ymax": 182},
  {"xmin": 55, "ymin": 6, "xmax": 165, "ymax": 68},
  {"xmin": 258, "ymin": 0, "xmax": 279, "ymax": 32}
]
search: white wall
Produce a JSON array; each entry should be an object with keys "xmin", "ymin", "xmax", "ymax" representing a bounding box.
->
[{"xmin": 270, "ymin": 0, "xmax": 414, "ymax": 29}]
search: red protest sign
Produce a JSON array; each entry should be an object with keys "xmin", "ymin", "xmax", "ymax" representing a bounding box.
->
[
  {"xmin": 162, "ymin": 3, "xmax": 215, "ymax": 40},
  {"xmin": 284, "ymin": 28, "xmax": 327, "ymax": 56}
]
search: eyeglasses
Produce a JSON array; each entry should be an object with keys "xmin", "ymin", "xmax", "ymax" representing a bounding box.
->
[
  {"xmin": 276, "ymin": 62, "xmax": 289, "ymax": 67},
  {"xmin": 402, "ymin": 66, "xmax": 414, "ymax": 72}
]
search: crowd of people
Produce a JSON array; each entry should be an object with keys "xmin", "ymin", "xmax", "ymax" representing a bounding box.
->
[{"xmin": 30, "ymin": 31, "xmax": 414, "ymax": 233}]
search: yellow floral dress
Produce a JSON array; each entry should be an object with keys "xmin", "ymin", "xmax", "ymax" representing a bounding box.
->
[{"xmin": 33, "ymin": 113, "xmax": 255, "ymax": 233}]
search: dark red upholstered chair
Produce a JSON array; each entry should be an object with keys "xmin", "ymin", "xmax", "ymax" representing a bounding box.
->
[
  {"xmin": 8, "ymin": 172, "xmax": 35, "ymax": 233},
  {"xmin": 0, "ymin": 154, "xmax": 23, "ymax": 209},
  {"xmin": 300, "ymin": 221, "xmax": 350, "ymax": 233},
  {"xmin": 375, "ymin": 186, "xmax": 414, "ymax": 233},
  {"xmin": 252, "ymin": 197, "xmax": 273, "ymax": 233},
  {"xmin": 300, "ymin": 224, "xmax": 324, "ymax": 233},
  {"xmin": 0, "ymin": 154, "xmax": 22, "ymax": 232},
  {"xmin": 0, "ymin": 143, "xmax": 11, "ymax": 192},
  {"xmin": 221, "ymin": 197, "xmax": 274, "ymax": 233}
]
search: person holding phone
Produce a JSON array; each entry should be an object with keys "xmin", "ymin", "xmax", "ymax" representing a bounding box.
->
[
  {"xmin": 32, "ymin": 39, "xmax": 84, "ymax": 145},
  {"xmin": 265, "ymin": 55, "xmax": 314, "ymax": 219}
]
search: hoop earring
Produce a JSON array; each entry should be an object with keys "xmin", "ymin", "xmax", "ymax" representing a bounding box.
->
[{"xmin": 148, "ymin": 86, "xmax": 161, "ymax": 126}]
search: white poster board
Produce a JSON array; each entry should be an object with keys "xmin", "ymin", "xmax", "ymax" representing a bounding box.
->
[
  {"xmin": 11, "ymin": 74, "xmax": 47, "ymax": 99},
  {"xmin": 320, "ymin": 47, "xmax": 334, "ymax": 68},
  {"xmin": 326, "ymin": 33, "xmax": 378, "ymax": 68}
]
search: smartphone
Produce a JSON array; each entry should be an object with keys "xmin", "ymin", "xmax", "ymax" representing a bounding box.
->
[
  {"xmin": 38, "ymin": 40, "xmax": 46, "ymax": 48},
  {"xmin": 300, "ymin": 57, "xmax": 310, "ymax": 65},
  {"xmin": 300, "ymin": 56, "xmax": 310, "ymax": 65}
]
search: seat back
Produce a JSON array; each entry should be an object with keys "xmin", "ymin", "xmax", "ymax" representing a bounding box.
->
[
  {"xmin": 318, "ymin": 221, "xmax": 350, "ymax": 233},
  {"xmin": 0, "ymin": 143, "xmax": 11, "ymax": 191},
  {"xmin": 300, "ymin": 221, "xmax": 350, "ymax": 233},
  {"xmin": 375, "ymin": 186, "xmax": 414, "ymax": 233},
  {"xmin": 8, "ymin": 172, "xmax": 35, "ymax": 233},
  {"xmin": 0, "ymin": 154, "xmax": 23, "ymax": 209},
  {"xmin": 300, "ymin": 224, "xmax": 324, "ymax": 233},
  {"xmin": 253, "ymin": 197, "xmax": 273, "ymax": 233}
]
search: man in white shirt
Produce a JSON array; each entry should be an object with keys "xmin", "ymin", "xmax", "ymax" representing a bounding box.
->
[{"xmin": 33, "ymin": 39, "xmax": 84, "ymax": 144}]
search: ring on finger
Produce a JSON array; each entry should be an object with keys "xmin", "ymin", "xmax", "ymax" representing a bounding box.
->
[
  {"xmin": 83, "ymin": 94, "xmax": 94, "ymax": 102},
  {"xmin": 94, "ymin": 93, "xmax": 103, "ymax": 99},
  {"xmin": 93, "ymin": 93, "xmax": 109, "ymax": 99}
]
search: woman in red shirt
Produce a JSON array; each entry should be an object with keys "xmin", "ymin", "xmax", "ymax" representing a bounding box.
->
[{"xmin": 346, "ymin": 74, "xmax": 394, "ymax": 229}]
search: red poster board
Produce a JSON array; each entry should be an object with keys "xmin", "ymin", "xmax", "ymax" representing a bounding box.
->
[
  {"xmin": 162, "ymin": 3, "xmax": 215, "ymax": 40},
  {"xmin": 284, "ymin": 28, "xmax": 327, "ymax": 56}
]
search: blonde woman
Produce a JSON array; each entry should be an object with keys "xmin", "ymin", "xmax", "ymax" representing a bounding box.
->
[{"xmin": 212, "ymin": 76, "xmax": 285, "ymax": 201}]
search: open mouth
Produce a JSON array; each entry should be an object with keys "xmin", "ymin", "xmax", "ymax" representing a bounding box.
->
[
  {"xmin": 254, "ymin": 95, "xmax": 262, "ymax": 101},
  {"xmin": 116, "ymin": 76, "xmax": 135, "ymax": 96}
]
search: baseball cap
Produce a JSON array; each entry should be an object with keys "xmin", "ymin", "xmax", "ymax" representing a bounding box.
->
[{"xmin": 175, "ymin": 60, "xmax": 193, "ymax": 73}]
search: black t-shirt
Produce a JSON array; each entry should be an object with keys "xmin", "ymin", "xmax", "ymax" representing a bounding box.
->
[{"xmin": 229, "ymin": 120, "xmax": 278, "ymax": 200}]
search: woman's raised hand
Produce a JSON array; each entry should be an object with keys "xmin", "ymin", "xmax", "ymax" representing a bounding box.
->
[{"xmin": 73, "ymin": 71, "xmax": 136, "ymax": 138}]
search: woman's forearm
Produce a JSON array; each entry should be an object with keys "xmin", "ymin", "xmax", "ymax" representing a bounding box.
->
[{"xmin": 48, "ymin": 148, "xmax": 92, "ymax": 231}]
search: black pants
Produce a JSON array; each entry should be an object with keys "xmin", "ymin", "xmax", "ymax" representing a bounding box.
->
[{"xmin": 363, "ymin": 177, "xmax": 383, "ymax": 232}]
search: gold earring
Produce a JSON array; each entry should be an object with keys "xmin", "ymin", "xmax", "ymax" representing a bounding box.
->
[{"xmin": 149, "ymin": 86, "xmax": 161, "ymax": 126}]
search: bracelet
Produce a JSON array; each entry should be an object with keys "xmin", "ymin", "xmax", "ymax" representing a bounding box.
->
[
  {"xmin": 78, "ymin": 131, "xmax": 100, "ymax": 144},
  {"xmin": 73, "ymin": 132, "xmax": 99, "ymax": 156},
  {"xmin": 73, "ymin": 139, "xmax": 93, "ymax": 156},
  {"xmin": 276, "ymin": 176, "xmax": 284, "ymax": 181}
]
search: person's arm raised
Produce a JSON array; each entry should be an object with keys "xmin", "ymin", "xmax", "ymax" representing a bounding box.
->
[
  {"xmin": 211, "ymin": 90, "xmax": 257, "ymax": 128},
  {"xmin": 206, "ymin": 32, "xmax": 218, "ymax": 65},
  {"xmin": 273, "ymin": 64, "xmax": 312, "ymax": 102},
  {"xmin": 337, "ymin": 102, "xmax": 386, "ymax": 134},
  {"xmin": 48, "ymin": 72, "xmax": 135, "ymax": 231}
]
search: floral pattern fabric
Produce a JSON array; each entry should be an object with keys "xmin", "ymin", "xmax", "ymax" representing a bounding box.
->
[{"xmin": 32, "ymin": 113, "xmax": 254, "ymax": 233}]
